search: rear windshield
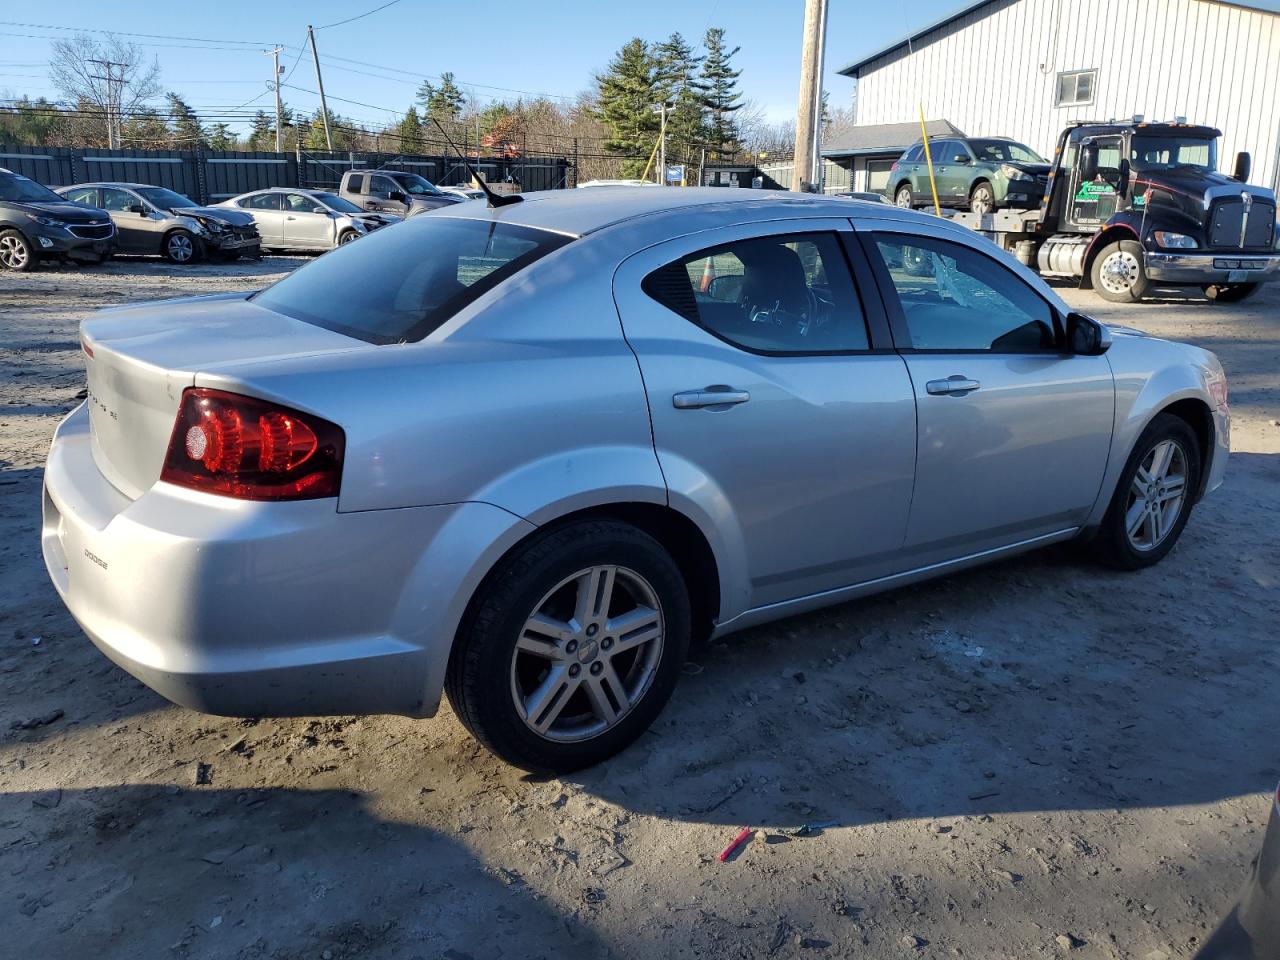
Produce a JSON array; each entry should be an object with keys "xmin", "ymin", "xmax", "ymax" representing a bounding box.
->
[{"xmin": 252, "ymin": 215, "xmax": 571, "ymax": 344}]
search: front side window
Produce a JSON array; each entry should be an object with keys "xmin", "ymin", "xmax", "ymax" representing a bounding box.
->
[
  {"xmin": 1055, "ymin": 69, "xmax": 1097, "ymax": 107},
  {"xmin": 369, "ymin": 175, "xmax": 397, "ymax": 197},
  {"xmin": 873, "ymin": 234, "xmax": 1055, "ymax": 352},
  {"xmin": 642, "ymin": 233, "xmax": 869, "ymax": 354},
  {"xmin": 253, "ymin": 217, "xmax": 571, "ymax": 344},
  {"xmin": 100, "ymin": 187, "xmax": 139, "ymax": 212},
  {"xmin": 285, "ymin": 193, "xmax": 322, "ymax": 212}
]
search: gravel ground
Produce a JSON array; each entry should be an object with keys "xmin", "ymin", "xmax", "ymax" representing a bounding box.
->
[{"xmin": 1, "ymin": 256, "xmax": 1278, "ymax": 960}]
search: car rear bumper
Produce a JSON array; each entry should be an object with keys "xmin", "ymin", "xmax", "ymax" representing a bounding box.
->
[
  {"xmin": 1144, "ymin": 251, "xmax": 1280, "ymax": 284},
  {"xmin": 1196, "ymin": 786, "xmax": 1280, "ymax": 959},
  {"xmin": 41, "ymin": 403, "xmax": 534, "ymax": 719}
]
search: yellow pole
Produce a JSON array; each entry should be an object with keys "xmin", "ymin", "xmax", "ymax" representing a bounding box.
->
[
  {"xmin": 918, "ymin": 105, "xmax": 941, "ymax": 216},
  {"xmin": 640, "ymin": 135, "xmax": 662, "ymax": 183}
]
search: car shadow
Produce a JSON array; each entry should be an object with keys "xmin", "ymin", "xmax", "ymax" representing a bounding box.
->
[{"xmin": 0, "ymin": 784, "xmax": 608, "ymax": 960}]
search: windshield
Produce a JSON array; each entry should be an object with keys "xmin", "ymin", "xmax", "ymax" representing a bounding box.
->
[
  {"xmin": 253, "ymin": 216, "xmax": 571, "ymax": 344},
  {"xmin": 1130, "ymin": 136, "xmax": 1218, "ymax": 172},
  {"xmin": 136, "ymin": 187, "xmax": 198, "ymax": 209},
  {"xmin": 315, "ymin": 193, "xmax": 364, "ymax": 214},
  {"xmin": 0, "ymin": 173, "xmax": 63, "ymax": 204},
  {"xmin": 389, "ymin": 173, "xmax": 441, "ymax": 195},
  {"xmin": 968, "ymin": 139, "xmax": 1047, "ymax": 164}
]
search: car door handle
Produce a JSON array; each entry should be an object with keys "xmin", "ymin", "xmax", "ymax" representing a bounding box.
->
[
  {"xmin": 285, "ymin": 215, "xmax": 297, "ymax": 220},
  {"xmin": 925, "ymin": 376, "xmax": 981, "ymax": 396},
  {"xmin": 672, "ymin": 387, "xmax": 751, "ymax": 409}
]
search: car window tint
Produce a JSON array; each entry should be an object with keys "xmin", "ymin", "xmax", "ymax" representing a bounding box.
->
[
  {"xmin": 642, "ymin": 233, "xmax": 870, "ymax": 353},
  {"xmin": 873, "ymin": 234, "xmax": 1055, "ymax": 352},
  {"xmin": 100, "ymin": 188, "xmax": 137, "ymax": 212},
  {"xmin": 285, "ymin": 193, "xmax": 318, "ymax": 212},
  {"xmin": 903, "ymin": 145, "xmax": 922, "ymax": 162},
  {"xmin": 347, "ymin": 174, "xmax": 365, "ymax": 193},
  {"xmin": 252, "ymin": 218, "xmax": 571, "ymax": 345},
  {"xmin": 63, "ymin": 187, "xmax": 98, "ymax": 205},
  {"xmin": 370, "ymin": 176, "xmax": 396, "ymax": 196},
  {"xmin": 247, "ymin": 193, "xmax": 282, "ymax": 210}
]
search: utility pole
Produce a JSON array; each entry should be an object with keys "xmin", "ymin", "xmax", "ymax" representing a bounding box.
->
[
  {"xmin": 811, "ymin": 0, "xmax": 828, "ymax": 192},
  {"xmin": 87, "ymin": 58, "xmax": 127, "ymax": 150},
  {"xmin": 791, "ymin": 0, "xmax": 828, "ymax": 192},
  {"xmin": 265, "ymin": 46, "xmax": 284, "ymax": 152},
  {"xmin": 307, "ymin": 25, "xmax": 333, "ymax": 150}
]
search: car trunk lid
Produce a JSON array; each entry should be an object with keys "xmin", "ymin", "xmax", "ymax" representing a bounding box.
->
[{"xmin": 81, "ymin": 293, "xmax": 362, "ymax": 500}]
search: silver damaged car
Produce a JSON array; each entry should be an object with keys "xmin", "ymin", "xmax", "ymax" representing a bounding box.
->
[
  {"xmin": 217, "ymin": 188, "xmax": 400, "ymax": 253},
  {"xmin": 41, "ymin": 189, "xmax": 1230, "ymax": 772}
]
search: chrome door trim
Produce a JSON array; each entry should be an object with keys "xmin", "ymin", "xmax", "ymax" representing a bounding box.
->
[{"xmin": 711, "ymin": 527, "xmax": 1079, "ymax": 637}]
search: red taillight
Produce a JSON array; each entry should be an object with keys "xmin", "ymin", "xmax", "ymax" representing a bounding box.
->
[
  {"xmin": 890, "ymin": 161, "xmax": 899, "ymax": 172},
  {"xmin": 161, "ymin": 388, "xmax": 344, "ymax": 501}
]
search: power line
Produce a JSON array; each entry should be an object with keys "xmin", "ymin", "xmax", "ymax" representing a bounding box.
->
[
  {"xmin": 0, "ymin": 19, "xmax": 282, "ymax": 47},
  {"xmin": 314, "ymin": 0, "xmax": 404, "ymax": 31}
]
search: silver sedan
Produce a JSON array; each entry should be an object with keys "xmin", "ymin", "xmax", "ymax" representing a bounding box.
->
[
  {"xmin": 216, "ymin": 188, "xmax": 400, "ymax": 252},
  {"xmin": 42, "ymin": 189, "xmax": 1229, "ymax": 771}
]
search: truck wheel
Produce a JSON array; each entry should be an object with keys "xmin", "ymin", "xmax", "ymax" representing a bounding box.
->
[
  {"xmin": 1091, "ymin": 240, "xmax": 1151, "ymax": 302},
  {"xmin": 0, "ymin": 229, "xmax": 36, "ymax": 271},
  {"xmin": 969, "ymin": 181, "xmax": 996, "ymax": 215},
  {"xmin": 1203, "ymin": 283, "xmax": 1259, "ymax": 303},
  {"xmin": 894, "ymin": 184, "xmax": 913, "ymax": 208}
]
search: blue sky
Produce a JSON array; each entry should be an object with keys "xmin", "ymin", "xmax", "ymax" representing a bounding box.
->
[{"xmin": 0, "ymin": 0, "xmax": 961, "ymax": 134}]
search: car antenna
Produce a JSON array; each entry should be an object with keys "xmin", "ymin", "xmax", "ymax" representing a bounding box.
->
[{"xmin": 429, "ymin": 116, "xmax": 522, "ymax": 208}]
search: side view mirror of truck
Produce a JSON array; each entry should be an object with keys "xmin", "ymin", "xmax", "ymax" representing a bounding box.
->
[
  {"xmin": 388, "ymin": 190, "xmax": 407, "ymax": 203},
  {"xmin": 1117, "ymin": 159, "xmax": 1131, "ymax": 196},
  {"xmin": 1079, "ymin": 144, "xmax": 1099, "ymax": 182},
  {"xmin": 1233, "ymin": 151, "xmax": 1251, "ymax": 183},
  {"xmin": 1065, "ymin": 312, "xmax": 1111, "ymax": 356}
]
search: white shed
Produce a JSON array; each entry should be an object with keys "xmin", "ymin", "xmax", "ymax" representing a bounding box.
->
[{"xmin": 834, "ymin": 0, "xmax": 1280, "ymax": 193}]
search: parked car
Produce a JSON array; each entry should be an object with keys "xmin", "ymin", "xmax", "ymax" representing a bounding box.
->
[
  {"xmin": 887, "ymin": 136, "xmax": 1051, "ymax": 213},
  {"xmin": 0, "ymin": 167, "xmax": 115, "ymax": 271},
  {"xmin": 1197, "ymin": 784, "xmax": 1280, "ymax": 960},
  {"xmin": 217, "ymin": 188, "xmax": 400, "ymax": 253},
  {"xmin": 337, "ymin": 168, "xmax": 463, "ymax": 218},
  {"xmin": 56, "ymin": 183, "xmax": 259, "ymax": 263},
  {"xmin": 439, "ymin": 185, "xmax": 487, "ymax": 201},
  {"xmin": 43, "ymin": 188, "xmax": 1228, "ymax": 772}
]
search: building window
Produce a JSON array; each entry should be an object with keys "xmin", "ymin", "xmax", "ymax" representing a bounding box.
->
[{"xmin": 1055, "ymin": 69, "xmax": 1097, "ymax": 107}]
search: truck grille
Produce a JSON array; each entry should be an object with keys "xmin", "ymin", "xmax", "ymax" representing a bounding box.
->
[
  {"xmin": 68, "ymin": 223, "xmax": 113, "ymax": 240},
  {"xmin": 1209, "ymin": 197, "xmax": 1276, "ymax": 249}
]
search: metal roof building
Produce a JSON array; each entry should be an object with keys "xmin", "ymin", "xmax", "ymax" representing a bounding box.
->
[{"xmin": 831, "ymin": 0, "xmax": 1280, "ymax": 193}]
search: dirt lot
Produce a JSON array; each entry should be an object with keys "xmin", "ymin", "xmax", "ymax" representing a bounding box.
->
[{"xmin": 1, "ymin": 256, "xmax": 1278, "ymax": 960}]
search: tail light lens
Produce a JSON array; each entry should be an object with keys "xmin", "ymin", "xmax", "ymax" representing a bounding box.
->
[{"xmin": 161, "ymin": 388, "xmax": 344, "ymax": 501}]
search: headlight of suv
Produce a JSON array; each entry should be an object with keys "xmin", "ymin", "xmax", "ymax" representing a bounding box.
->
[
  {"xmin": 1152, "ymin": 231, "xmax": 1198, "ymax": 249},
  {"xmin": 26, "ymin": 213, "xmax": 66, "ymax": 227},
  {"xmin": 999, "ymin": 163, "xmax": 1032, "ymax": 180}
]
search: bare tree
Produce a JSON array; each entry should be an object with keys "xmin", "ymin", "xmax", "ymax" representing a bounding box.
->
[{"xmin": 49, "ymin": 33, "xmax": 161, "ymax": 148}]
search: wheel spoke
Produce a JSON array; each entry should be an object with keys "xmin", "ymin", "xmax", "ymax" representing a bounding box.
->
[
  {"xmin": 606, "ymin": 606, "xmax": 662, "ymax": 653},
  {"xmin": 584, "ymin": 662, "xmax": 629, "ymax": 725},
  {"xmin": 523, "ymin": 666, "xmax": 578, "ymax": 734},
  {"xmin": 1157, "ymin": 474, "xmax": 1185, "ymax": 502},
  {"xmin": 1125, "ymin": 498, "xmax": 1148, "ymax": 539},
  {"xmin": 574, "ymin": 565, "xmax": 616, "ymax": 626},
  {"xmin": 1148, "ymin": 441, "xmax": 1175, "ymax": 481}
]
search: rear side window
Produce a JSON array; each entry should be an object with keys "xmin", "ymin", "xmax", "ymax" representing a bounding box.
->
[
  {"xmin": 246, "ymin": 193, "xmax": 282, "ymax": 210},
  {"xmin": 871, "ymin": 234, "xmax": 1055, "ymax": 352},
  {"xmin": 347, "ymin": 173, "xmax": 365, "ymax": 193},
  {"xmin": 641, "ymin": 233, "xmax": 870, "ymax": 354},
  {"xmin": 253, "ymin": 217, "xmax": 571, "ymax": 344},
  {"xmin": 901, "ymin": 145, "xmax": 922, "ymax": 162},
  {"xmin": 63, "ymin": 187, "xmax": 99, "ymax": 205}
]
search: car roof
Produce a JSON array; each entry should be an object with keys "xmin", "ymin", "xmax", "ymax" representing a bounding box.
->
[
  {"xmin": 433, "ymin": 186, "xmax": 909, "ymax": 238},
  {"xmin": 59, "ymin": 182, "xmax": 161, "ymax": 190}
]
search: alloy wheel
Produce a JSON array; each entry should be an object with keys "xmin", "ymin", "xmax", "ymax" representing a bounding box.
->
[
  {"xmin": 895, "ymin": 186, "xmax": 912, "ymax": 208},
  {"xmin": 1124, "ymin": 439, "xmax": 1187, "ymax": 551},
  {"xmin": 1098, "ymin": 249, "xmax": 1141, "ymax": 295},
  {"xmin": 509, "ymin": 564, "xmax": 665, "ymax": 743},
  {"xmin": 0, "ymin": 235, "xmax": 29, "ymax": 269},
  {"xmin": 168, "ymin": 233, "xmax": 194, "ymax": 262},
  {"xmin": 970, "ymin": 186, "xmax": 994, "ymax": 215}
]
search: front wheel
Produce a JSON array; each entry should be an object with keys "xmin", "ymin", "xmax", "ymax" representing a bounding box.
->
[
  {"xmin": 1203, "ymin": 283, "xmax": 1260, "ymax": 303},
  {"xmin": 164, "ymin": 229, "xmax": 201, "ymax": 264},
  {"xmin": 337, "ymin": 230, "xmax": 359, "ymax": 246},
  {"xmin": 446, "ymin": 521, "xmax": 691, "ymax": 773},
  {"xmin": 1092, "ymin": 413, "xmax": 1201, "ymax": 570},
  {"xmin": 1091, "ymin": 240, "xmax": 1151, "ymax": 302},
  {"xmin": 0, "ymin": 229, "xmax": 36, "ymax": 271}
]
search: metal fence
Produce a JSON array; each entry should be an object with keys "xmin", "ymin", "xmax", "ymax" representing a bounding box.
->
[{"xmin": 0, "ymin": 144, "xmax": 572, "ymax": 202}]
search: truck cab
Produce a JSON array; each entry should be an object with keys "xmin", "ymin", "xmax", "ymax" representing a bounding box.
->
[{"xmin": 337, "ymin": 169, "xmax": 462, "ymax": 219}]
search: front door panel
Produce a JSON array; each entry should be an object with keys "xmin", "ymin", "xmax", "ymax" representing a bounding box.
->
[
  {"xmin": 282, "ymin": 195, "xmax": 334, "ymax": 249},
  {"xmin": 613, "ymin": 218, "xmax": 917, "ymax": 610}
]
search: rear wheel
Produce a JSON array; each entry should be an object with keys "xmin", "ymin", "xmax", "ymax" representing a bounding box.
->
[
  {"xmin": 894, "ymin": 184, "xmax": 913, "ymax": 208},
  {"xmin": 1203, "ymin": 283, "xmax": 1260, "ymax": 303},
  {"xmin": 1091, "ymin": 240, "xmax": 1151, "ymax": 302},
  {"xmin": 969, "ymin": 181, "xmax": 996, "ymax": 215},
  {"xmin": 1092, "ymin": 413, "xmax": 1201, "ymax": 570},
  {"xmin": 446, "ymin": 521, "xmax": 691, "ymax": 773},
  {"xmin": 0, "ymin": 229, "xmax": 36, "ymax": 271}
]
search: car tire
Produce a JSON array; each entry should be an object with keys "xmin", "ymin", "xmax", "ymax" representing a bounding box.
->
[
  {"xmin": 1092, "ymin": 413, "xmax": 1201, "ymax": 570},
  {"xmin": 446, "ymin": 520, "xmax": 691, "ymax": 773},
  {"xmin": 163, "ymin": 229, "xmax": 202, "ymax": 264},
  {"xmin": 0, "ymin": 229, "xmax": 37, "ymax": 271},
  {"xmin": 337, "ymin": 230, "xmax": 359, "ymax": 245},
  {"xmin": 894, "ymin": 184, "xmax": 913, "ymax": 209},
  {"xmin": 969, "ymin": 181, "xmax": 996, "ymax": 215},
  {"xmin": 1203, "ymin": 283, "xmax": 1260, "ymax": 303},
  {"xmin": 1091, "ymin": 239, "xmax": 1151, "ymax": 302}
]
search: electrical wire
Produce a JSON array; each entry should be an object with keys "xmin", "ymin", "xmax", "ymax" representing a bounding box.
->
[{"xmin": 314, "ymin": 0, "xmax": 404, "ymax": 31}]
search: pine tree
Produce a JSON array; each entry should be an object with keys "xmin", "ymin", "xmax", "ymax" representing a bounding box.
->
[
  {"xmin": 426, "ymin": 72, "xmax": 465, "ymax": 121},
  {"xmin": 248, "ymin": 110, "xmax": 274, "ymax": 150},
  {"xmin": 208, "ymin": 123, "xmax": 236, "ymax": 150},
  {"xmin": 699, "ymin": 27, "xmax": 742, "ymax": 159},
  {"xmin": 595, "ymin": 38, "xmax": 660, "ymax": 179},
  {"xmin": 120, "ymin": 107, "xmax": 169, "ymax": 149},
  {"xmin": 654, "ymin": 32, "xmax": 704, "ymax": 168},
  {"xmin": 166, "ymin": 92, "xmax": 206, "ymax": 147},
  {"xmin": 415, "ymin": 79, "xmax": 436, "ymax": 111},
  {"xmin": 397, "ymin": 106, "xmax": 425, "ymax": 153}
]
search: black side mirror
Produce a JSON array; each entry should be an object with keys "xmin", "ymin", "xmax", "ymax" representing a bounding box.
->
[
  {"xmin": 1118, "ymin": 158, "xmax": 1131, "ymax": 195},
  {"xmin": 954, "ymin": 154, "xmax": 970, "ymax": 164},
  {"xmin": 388, "ymin": 190, "xmax": 407, "ymax": 203},
  {"xmin": 1079, "ymin": 144, "xmax": 1099, "ymax": 182},
  {"xmin": 1065, "ymin": 311, "xmax": 1111, "ymax": 355},
  {"xmin": 128, "ymin": 204, "xmax": 147, "ymax": 215},
  {"xmin": 1233, "ymin": 151, "xmax": 1251, "ymax": 183}
]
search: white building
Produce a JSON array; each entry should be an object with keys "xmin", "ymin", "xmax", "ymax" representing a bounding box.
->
[{"xmin": 828, "ymin": 0, "xmax": 1280, "ymax": 193}]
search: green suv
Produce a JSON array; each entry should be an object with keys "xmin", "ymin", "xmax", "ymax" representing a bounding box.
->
[{"xmin": 886, "ymin": 137, "xmax": 1051, "ymax": 214}]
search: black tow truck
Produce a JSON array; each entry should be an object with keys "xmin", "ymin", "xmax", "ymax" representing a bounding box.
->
[{"xmin": 951, "ymin": 119, "xmax": 1280, "ymax": 303}]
